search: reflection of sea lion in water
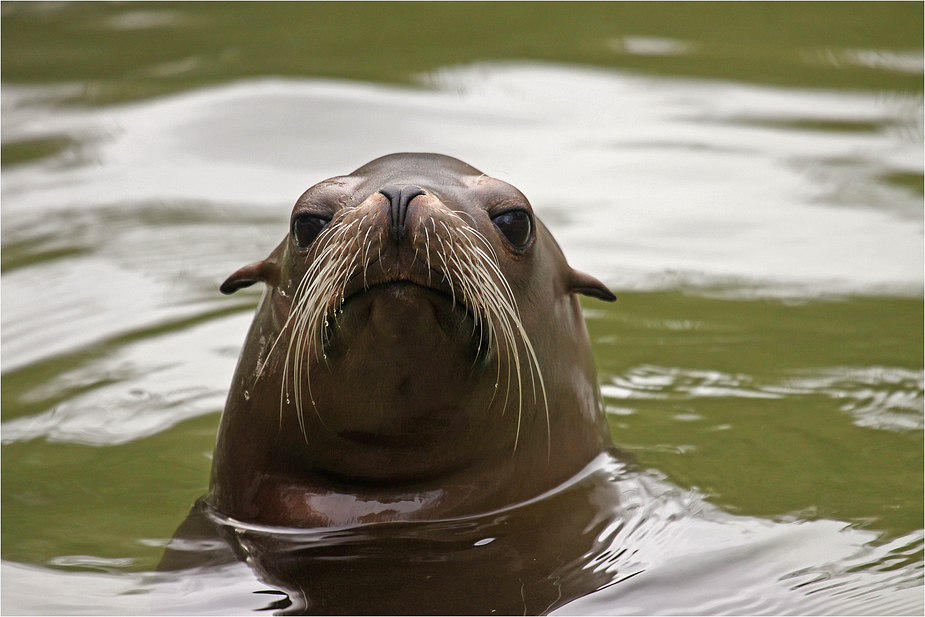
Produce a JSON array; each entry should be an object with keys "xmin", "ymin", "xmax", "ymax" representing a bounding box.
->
[{"xmin": 210, "ymin": 152, "xmax": 616, "ymax": 528}]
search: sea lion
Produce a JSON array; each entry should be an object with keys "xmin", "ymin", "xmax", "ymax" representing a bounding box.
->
[{"xmin": 209, "ymin": 152, "xmax": 616, "ymax": 528}]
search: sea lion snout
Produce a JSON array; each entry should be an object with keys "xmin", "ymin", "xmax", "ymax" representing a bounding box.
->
[
  {"xmin": 323, "ymin": 189, "xmax": 491, "ymax": 365},
  {"xmin": 379, "ymin": 184, "xmax": 427, "ymax": 243}
]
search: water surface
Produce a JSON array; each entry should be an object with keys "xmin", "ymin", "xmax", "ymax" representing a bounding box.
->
[{"xmin": 2, "ymin": 3, "xmax": 922, "ymax": 614}]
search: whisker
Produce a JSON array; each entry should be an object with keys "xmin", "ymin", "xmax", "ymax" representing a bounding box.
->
[{"xmin": 267, "ymin": 202, "xmax": 548, "ymax": 458}]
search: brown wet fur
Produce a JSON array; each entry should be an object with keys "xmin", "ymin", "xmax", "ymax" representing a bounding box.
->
[{"xmin": 209, "ymin": 153, "xmax": 616, "ymax": 528}]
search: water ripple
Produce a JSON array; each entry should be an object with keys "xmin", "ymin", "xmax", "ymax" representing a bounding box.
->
[{"xmin": 603, "ymin": 364, "xmax": 924, "ymax": 432}]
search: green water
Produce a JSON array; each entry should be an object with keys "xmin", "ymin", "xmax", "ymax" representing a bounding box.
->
[
  {"xmin": 1, "ymin": 2, "xmax": 922, "ymax": 614},
  {"xmin": 3, "ymin": 2, "xmax": 922, "ymax": 103},
  {"xmin": 593, "ymin": 292, "xmax": 923, "ymax": 538}
]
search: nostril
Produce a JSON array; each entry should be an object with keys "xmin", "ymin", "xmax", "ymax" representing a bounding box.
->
[{"xmin": 379, "ymin": 185, "xmax": 426, "ymax": 242}]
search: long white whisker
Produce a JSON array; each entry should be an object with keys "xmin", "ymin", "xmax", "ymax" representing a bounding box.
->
[{"xmin": 270, "ymin": 204, "xmax": 549, "ymax": 458}]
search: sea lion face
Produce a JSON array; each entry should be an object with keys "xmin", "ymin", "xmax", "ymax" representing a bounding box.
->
[
  {"xmin": 218, "ymin": 153, "xmax": 614, "ymax": 490},
  {"xmin": 286, "ymin": 154, "xmax": 536, "ymax": 385}
]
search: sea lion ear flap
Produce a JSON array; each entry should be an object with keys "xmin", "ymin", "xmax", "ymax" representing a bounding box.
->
[
  {"xmin": 220, "ymin": 260, "xmax": 279, "ymax": 295},
  {"xmin": 568, "ymin": 269, "xmax": 617, "ymax": 302}
]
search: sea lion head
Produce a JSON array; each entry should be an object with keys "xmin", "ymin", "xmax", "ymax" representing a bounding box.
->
[{"xmin": 215, "ymin": 153, "xmax": 614, "ymax": 511}]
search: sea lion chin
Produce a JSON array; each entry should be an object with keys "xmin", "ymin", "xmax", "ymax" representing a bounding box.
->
[{"xmin": 209, "ymin": 152, "xmax": 616, "ymax": 527}]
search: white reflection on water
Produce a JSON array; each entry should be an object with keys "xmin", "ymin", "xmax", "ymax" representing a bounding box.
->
[
  {"xmin": 1, "ymin": 559, "xmax": 269, "ymax": 616},
  {"xmin": 3, "ymin": 64, "xmax": 922, "ymax": 370},
  {"xmin": 602, "ymin": 364, "xmax": 924, "ymax": 432},
  {"xmin": 1, "ymin": 312, "xmax": 251, "ymax": 446},
  {"xmin": 3, "ymin": 62, "xmax": 922, "ymax": 301}
]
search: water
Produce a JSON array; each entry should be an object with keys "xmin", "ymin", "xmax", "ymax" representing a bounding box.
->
[{"xmin": 2, "ymin": 3, "xmax": 922, "ymax": 614}]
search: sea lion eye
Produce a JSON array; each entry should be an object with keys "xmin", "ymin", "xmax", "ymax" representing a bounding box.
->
[
  {"xmin": 492, "ymin": 210, "xmax": 532, "ymax": 249},
  {"xmin": 292, "ymin": 214, "xmax": 329, "ymax": 248}
]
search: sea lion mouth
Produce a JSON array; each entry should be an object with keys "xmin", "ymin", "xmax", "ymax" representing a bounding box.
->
[
  {"xmin": 326, "ymin": 278, "xmax": 486, "ymax": 363},
  {"xmin": 339, "ymin": 268, "xmax": 474, "ymax": 316},
  {"xmin": 331, "ymin": 253, "xmax": 480, "ymax": 337},
  {"xmin": 342, "ymin": 280, "xmax": 470, "ymax": 316}
]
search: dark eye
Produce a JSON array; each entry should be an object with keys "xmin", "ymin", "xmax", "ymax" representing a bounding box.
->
[
  {"xmin": 492, "ymin": 210, "xmax": 532, "ymax": 249},
  {"xmin": 292, "ymin": 214, "xmax": 329, "ymax": 248}
]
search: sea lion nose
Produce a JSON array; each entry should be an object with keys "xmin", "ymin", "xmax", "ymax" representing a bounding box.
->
[{"xmin": 379, "ymin": 185, "xmax": 426, "ymax": 242}]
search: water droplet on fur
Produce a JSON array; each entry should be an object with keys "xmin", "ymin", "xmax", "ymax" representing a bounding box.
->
[{"xmin": 243, "ymin": 390, "xmax": 250, "ymax": 401}]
